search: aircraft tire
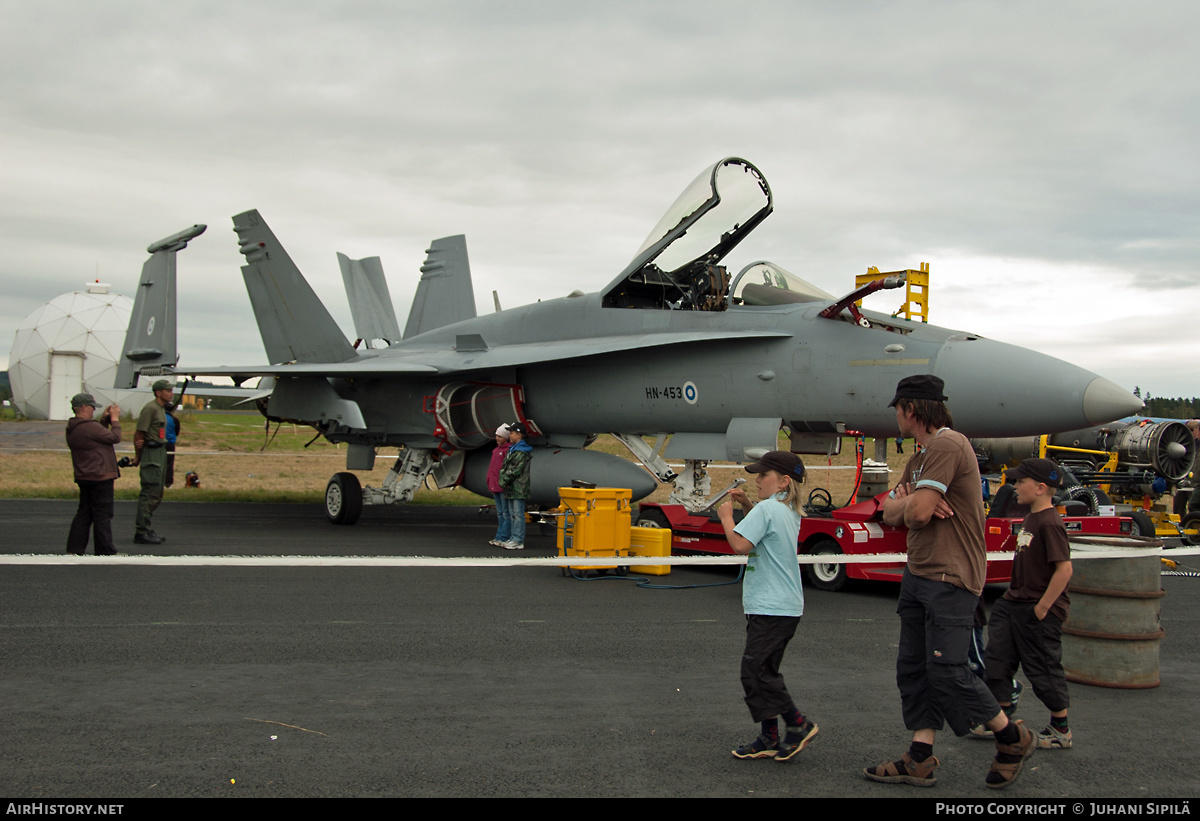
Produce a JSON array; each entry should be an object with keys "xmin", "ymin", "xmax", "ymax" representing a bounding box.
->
[
  {"xmin": 326, "ymin": 472, "xmax": 363, "ymax": 525},
  {"xmin": 1181, "ymin": 511, "xmax": 1200, "ymax": 546},
  {"xmin": 1129, "ymin": 510, "xmax": 1157, "ymax": 538},
  {"xmin": 1063, "ymin": 485, "xmax": 1111, "ymax": 516},
  {"xmin": 803, "ymin": 538, "xmax": 848, "ymax": 592},
  {"xmin": 635, "ymin": 509, "xmax": 670, "ymax": 529}
]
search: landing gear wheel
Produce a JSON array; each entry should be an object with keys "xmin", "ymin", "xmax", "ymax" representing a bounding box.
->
[
  {"xmin": 635, "ymin": 509, "xmax": 670, "ymax": 529},
  {"xmin": 1063, "ymin": 486, "xmax": 1112, "ymax": 516},
  {"xmin": 1129, "ymin": 510, "xmax": 1156, "ymax": 538},
  {"xmin": 326, "ymin": 472, "xmax": 363, "ymax": 525},
  {"xmin": 804, "ymin": 539, "xmax": 848, "ymax": 592},
  {"xmin": 1181, "ymin": 511, "xmax": 1200, "ymax": 546}
]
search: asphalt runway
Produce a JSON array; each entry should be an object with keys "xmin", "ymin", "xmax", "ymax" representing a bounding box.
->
[{"xmin": 1, "ymin": 499, "xmax": 1198, "ymax": 799}]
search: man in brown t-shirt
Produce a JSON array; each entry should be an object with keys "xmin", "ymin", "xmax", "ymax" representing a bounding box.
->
[{"xmin": 864, "ymin": 375, "xmax": 1034, "ymax": 790}]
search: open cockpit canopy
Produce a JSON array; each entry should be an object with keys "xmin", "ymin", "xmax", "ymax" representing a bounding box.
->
[
  {"xmin": 729, "ymin": 261, "xmax": 835, "ymax": 307},
  {"xmin": 601, "ymin": 158, "xmax": 772, "ymax": 310}
]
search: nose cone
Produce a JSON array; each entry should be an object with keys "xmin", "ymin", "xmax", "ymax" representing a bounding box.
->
[
  {"xmin": 933, "ymin": 337, "xmax": 1142, "ymax": 437},
  {"xmin": 1083, "ymin": 376, "xmax": 1145, "ymax": 426}
]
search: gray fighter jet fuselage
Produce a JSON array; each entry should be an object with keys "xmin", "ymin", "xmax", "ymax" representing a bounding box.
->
[
  {"xmin": 116, "ymin": 158, "xmax": 1143, "ymax": 518},
  {"xmin": 389, "ymin": 291, "xmax": 1133, "ymax": 441}
]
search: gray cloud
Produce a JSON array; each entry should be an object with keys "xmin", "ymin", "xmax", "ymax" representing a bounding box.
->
[{"xmin": 3, "ymin": 1, "xmax": 1197, "ymax": 397}]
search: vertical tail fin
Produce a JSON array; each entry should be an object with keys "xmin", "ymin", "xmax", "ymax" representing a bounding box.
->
[
  {"xmin": 233, "ymin": 210, "xmax": 357, "ymax": 364},
  {"xmin": 337, "ymin": 252, "xmax": 402, "ymax": 348},
  {"xmin": 114, "ymin": 224, "xmax": 205, "ymax": 389},
  {"xmin": 403, "ymin": 235, "xmax": 477, "ymax": 339}
]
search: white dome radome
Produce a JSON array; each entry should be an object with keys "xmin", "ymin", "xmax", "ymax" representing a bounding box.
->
[{"xmin": 9, "ymin": 282, "xmax": 141, "ymax": 420}]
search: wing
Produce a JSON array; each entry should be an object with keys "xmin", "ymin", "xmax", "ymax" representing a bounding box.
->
[{"xmin": 175, "ymin": 328, "xmax": 791, "ymax": 381}]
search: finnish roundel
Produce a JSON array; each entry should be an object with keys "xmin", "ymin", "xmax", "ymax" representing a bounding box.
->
[
  {"xmin": 146, "ymin": 316, "xmax": 156, "ymax": 335},
  {"xmin": 683, "ymin": 381, "xmax": 698, "ymax": 405}
]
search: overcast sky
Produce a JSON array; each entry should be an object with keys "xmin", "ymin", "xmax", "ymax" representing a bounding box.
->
[{"xmin": 3, "ymin": 1, "xmax": 1197, "ymax": 399}]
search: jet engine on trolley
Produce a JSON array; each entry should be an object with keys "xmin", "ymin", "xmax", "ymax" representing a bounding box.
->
[{"xmin": 972, "ymin": 418, "xmax": 1196, "ymax": 498}]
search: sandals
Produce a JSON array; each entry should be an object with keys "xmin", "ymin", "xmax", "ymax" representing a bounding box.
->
[
  {"xmin": 776, "ymin": 721, "xmax": 819, "ymax": 762},
  {"xmin": 986, "ymin": 721, "xmax": 1035, "ymax": 789},
  {"xmin": 866, "ymin": 721, "xmax": 1034, "ymax": 790},
  {"xmin": 863, "ymin": 752, "xmax": 939, "ymax": 787},
  {"xmin": 732, "ymin": 735, "xmax": 778, "ymax": 760}
]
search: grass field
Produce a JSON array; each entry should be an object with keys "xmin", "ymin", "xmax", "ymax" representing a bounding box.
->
[{"xmin": 1, "ymin": 410, "xmax": 892, "ymax": 508}]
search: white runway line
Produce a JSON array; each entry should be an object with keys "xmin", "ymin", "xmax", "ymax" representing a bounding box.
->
[{"xmin": 2, "ymin": 547, "xmax": 1191, "ymax": 567}]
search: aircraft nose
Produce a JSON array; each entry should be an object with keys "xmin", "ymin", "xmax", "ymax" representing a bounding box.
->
[
  {"xmin": 1083, "ymin": 376, "xmax": 1145, "ymax": 426},
  {"xmin": 933, "ymin": 336, "xmax": 1142, "ymax": 437}
]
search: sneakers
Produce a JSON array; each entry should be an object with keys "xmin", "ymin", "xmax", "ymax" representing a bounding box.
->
[
  {"xmin": 1008, "ymin": 680, "xmax": 1024, "ymax": 713},
  {"xmin": 732, "ymin": 736, "xmax": 778, "ymax": 760},
  {"xmin": 1036, "ymin": 725, "xmax": 1072, "ymax": 749},
  {"xmin": 775, "ymin": 720, "xmax": 818, "ymax": 761},
  {"xmin": 1008, "ymin": 681, "xmax": 1027, "ymax": 710},
  {"xmin": 864, "ymin": 752, "xmax": 939, "ymax": 787},
  {"xmin": 971, "ymin": 679, "xmax": 1024, "ymax": 735},
  {"xmin": 502, "ymin": 541, "xmax": 525, "ymax": 550},
  {"xmin": 488, "ymin": 539, "xmax": 504, "ymax": 546}
]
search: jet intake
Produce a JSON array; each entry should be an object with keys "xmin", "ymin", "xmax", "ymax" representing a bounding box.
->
[{"xmin": 430, "ymin": 382, "xmax": 528, "ymax": 450}]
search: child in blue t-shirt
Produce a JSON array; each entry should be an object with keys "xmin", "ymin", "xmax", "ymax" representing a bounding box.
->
[{"xmin": 717, "ymin": 450, "xmax": 818, "ymax": 762}]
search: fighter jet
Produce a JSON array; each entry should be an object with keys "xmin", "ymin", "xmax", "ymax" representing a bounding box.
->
[{"xmin": 115, "ymin": 158, "xmax": 1143, "ymax": 523}]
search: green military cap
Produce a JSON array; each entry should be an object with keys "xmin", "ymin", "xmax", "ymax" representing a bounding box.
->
[
  {"xmin": 151, "ymin": 379, "xmax": 174, "ymax": 392},
  {"xmin": 70, "ymin": 393, "xmax": 98, "ymax": 409}
]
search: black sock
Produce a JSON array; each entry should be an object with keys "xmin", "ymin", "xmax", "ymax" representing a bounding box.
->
[
  {"xmin": 994, "ymin": 722, "xmax": 1021, "ymax": 745},
  {"xmin": 781, "ymin": 708, "xmax": 805, "ymax": 728},
  {"xmin": 908, "ymin": 741, "xmax": 934, "ymax": 763}
]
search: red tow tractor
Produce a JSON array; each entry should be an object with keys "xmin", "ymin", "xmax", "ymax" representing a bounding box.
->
[{"xmin": 635, "ymin": 483, "xmax": 1135, "ymax": 592}]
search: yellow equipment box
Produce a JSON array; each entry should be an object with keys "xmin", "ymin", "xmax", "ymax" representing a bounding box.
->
[
  {"xmin": 557, "ymin": 487, "xmax": 632, "ymax": 573},
  {"xmin": 629, "ymin": 526, "xmax": 672, "ymax": 576}
]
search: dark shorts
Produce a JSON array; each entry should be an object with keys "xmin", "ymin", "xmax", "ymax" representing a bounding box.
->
[
  {"xmin": 741, "ymin": 614, "xmax": 801, "ymax": 723},
  {"xmin": 896, "ymin": 569, "xmax": 1001, "ymax": 735},
  {"xmin": 984, "ymin": 597, "xmax": 1069, "ymax": 712}
]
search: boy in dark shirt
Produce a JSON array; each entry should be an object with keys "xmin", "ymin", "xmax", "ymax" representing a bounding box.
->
[{"xmin": 983, "ymin": 458, "xmax": 1074, "ymax": 749}]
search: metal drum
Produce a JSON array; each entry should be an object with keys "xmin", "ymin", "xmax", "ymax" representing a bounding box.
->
[
  {"xmin": 1062, "ymin": 535, "xmax": 1164, "ymax": 689},
  {"xmin": 856, "ymin": 461, "xmax": 890, "ymax": 503}
]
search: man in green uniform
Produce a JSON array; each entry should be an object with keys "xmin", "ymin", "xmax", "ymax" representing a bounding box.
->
[{"xmin": 133, "ymin": 379, "xmax": 174, "ymax": 545}]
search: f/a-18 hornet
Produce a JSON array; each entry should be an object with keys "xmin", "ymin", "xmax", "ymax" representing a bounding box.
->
[{"xmin": 115, "ymin": 158, "xmax": 1143, "ymax": 523}]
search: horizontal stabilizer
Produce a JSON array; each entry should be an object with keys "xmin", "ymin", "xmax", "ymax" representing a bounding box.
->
[
  {"xmin": 338, "ymin": 253, "xmax": 401, "ymax": 347},
  {"xmin": 268, "ymin": 376, "xmax": 366, "ymax": 430},
  {"xmin": 404, "ymin": 235, "xmax": 477, "ymax": 339},
  {"xmin": 233, "ymin": 210, "xmax": 358, "ymax": 364}
]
